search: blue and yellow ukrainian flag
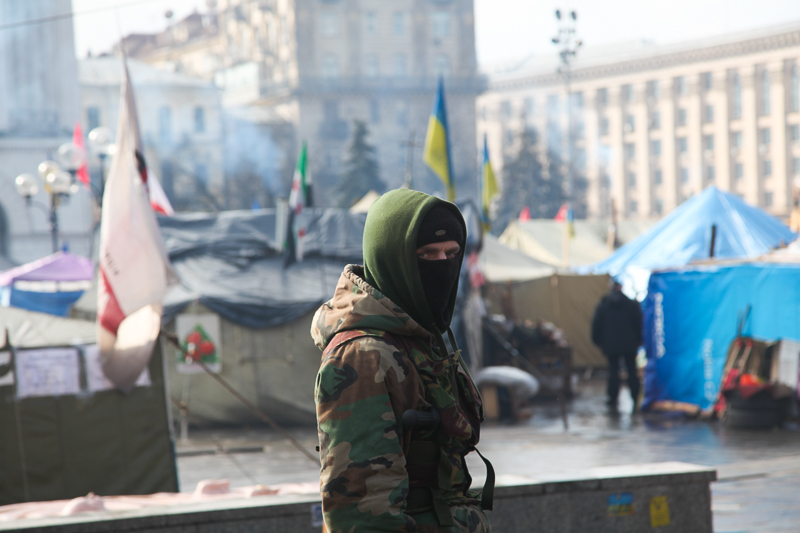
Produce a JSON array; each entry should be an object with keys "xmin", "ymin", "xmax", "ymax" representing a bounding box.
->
[
  {"xmin": 480, "ymin": 134, "xmax": 498, "ymax": 233},
  {"xmin": 423, "ymin": 78, "xmax": 455, "ymax": 201}
]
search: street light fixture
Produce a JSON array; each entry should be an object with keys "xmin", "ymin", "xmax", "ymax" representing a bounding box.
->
[
  {"xmin": 88, "ymin": 126, "xmax": 116, "ymax": 203},
  {"xmin": 17, "ymin": 147, "xmax": 82, "ymax": 254},
  {"xmin": 552, "ymin": 7, "xmax": 582, "ymax": 202}
]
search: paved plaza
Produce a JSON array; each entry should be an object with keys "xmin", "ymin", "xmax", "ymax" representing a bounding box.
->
[{"xmin": 175, "ymin": 378, "xmax": 800, "ymax": 532}]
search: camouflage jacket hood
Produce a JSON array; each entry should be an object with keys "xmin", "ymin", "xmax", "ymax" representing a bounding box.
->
[{"xmin": 312, "ymin": 264, "xmax": 433, "ymax": 352}]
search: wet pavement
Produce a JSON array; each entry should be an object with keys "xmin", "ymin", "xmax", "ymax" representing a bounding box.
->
[{"xmin": 175, "ymin": 378, "xmax": 800, "ymax": 532}]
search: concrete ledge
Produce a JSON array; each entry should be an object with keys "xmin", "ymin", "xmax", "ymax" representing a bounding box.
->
[{"xmin": 1, "ymin": 462, "xmax": 716, "ymax": 533}]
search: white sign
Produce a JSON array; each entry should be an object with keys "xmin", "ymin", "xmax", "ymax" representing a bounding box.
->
[
  {"xmin": 15, "ymin": 348, "xmax": 81, "ymax": 398},
  {"xmin": 175, "ymin": 314, "xmax": 222, "ymax": 374}
]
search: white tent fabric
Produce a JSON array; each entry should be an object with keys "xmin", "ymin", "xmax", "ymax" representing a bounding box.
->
[
  {"xmin": 480, "ymin": 234, "xmax": 555, "ymax": 282},
  {"xmin": 1, "ymin": 307, "xmax": 96, "ymax": 348}
]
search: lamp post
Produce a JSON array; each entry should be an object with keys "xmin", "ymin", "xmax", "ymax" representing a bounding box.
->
[
  {"xmin": 551, "ymin": 9, "xmax": 582, "ymax": 201},
  {"xmin": 15, "ymin": 144, "xmax": 84, "ymax": 254},
  {"xmin": 88, "ymin": 126, "xmax": 115, "ymax": 203}
]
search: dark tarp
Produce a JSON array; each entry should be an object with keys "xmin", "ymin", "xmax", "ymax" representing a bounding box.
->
[
  {"xmin": 159, "ymin": 208, "xmax": 366, "ymax": 328},
  {"xmin": 0, "ymin": 340, "xmax": 178, "ymax": 505}
]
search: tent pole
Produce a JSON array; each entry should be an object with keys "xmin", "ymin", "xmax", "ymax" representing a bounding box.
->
[{"xmin": 709, "ymin": 224, "xmax": 717, "ymax": 258}]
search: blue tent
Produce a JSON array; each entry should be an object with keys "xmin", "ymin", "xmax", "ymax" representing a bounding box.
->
[
  {"xmin": 642, "ymin": 261, "xmax": 800, "ymax": 410},
  {"xmin": 581, "ymin": 187, "xmax": 796, "ymax": 293}
]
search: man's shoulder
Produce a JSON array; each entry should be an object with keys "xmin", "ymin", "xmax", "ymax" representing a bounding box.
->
[{"xmin": 321, "ymin": 329, "xmax": 417, "ymax": 384}]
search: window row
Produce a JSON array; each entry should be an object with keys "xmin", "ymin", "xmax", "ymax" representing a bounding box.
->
[
  {"xmin": 320, "ymin": 10, "xmax": 452, "ymax": 39},
  {"xmin": 320, "ymin": 54, "xmax": 451, "ymax": 78}
]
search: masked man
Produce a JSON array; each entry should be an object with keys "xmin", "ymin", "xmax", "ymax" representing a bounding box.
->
[{"xmin": 313, "ymin": 189, "xmax": 493, "ymax": 532}]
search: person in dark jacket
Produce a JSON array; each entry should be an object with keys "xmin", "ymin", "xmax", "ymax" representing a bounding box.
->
[{"xmin": 591, "ymin": 279, "xmax": 643, "ymax": 411}]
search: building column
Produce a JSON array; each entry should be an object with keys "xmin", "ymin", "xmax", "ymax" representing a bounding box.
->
[
  {"xmin": 607, "ymin": 86, "xmax": 625, "ymax": 218},
  {"xmin": 769, "ymin": 59, "xmax": 789, "ymax": 214},
  {"xmin": 713, "ymin": 70, "xmax": 732, "ymax": 192},
  {"xmin": 633, "ymin": 81, "xmax": 651, "ymax": 217},
  {"xmin": 740, "ymin": 66, "xmax": 759, "ymax": 205},
  {"xmin": 659, "ymin": 77, "xmax": 678, "ymax": 211},
  {"xmin": 583, "ymin": 91, "xmax": 602, "ymax": 218}
]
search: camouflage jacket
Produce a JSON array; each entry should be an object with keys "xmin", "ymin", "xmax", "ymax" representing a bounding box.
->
[{"xmin": 312, "ymin": 265, "xmax": 491, "ymax": 533}]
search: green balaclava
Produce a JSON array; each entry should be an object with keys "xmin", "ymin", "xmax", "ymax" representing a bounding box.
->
[{"xmin": 363, "ymin": 189, "xmax": 467, "ymax": 334}]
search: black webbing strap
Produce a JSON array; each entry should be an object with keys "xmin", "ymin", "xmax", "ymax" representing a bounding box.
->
[{"xmin": 476, "ymin": 448, "xmax": 495, "ymax": 511}]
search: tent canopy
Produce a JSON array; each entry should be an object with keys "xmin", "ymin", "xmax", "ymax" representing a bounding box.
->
[
  {"xmin": 480, "ymin": 234, "xmax": 555, "ymax": 282},
  {"xmin": 643, "ymin": 260, "xmax": 800, "ymax": 410},
  {"xmin": 159, "ymin": 208, "xmax": 365, "ymax": 329},
  {"xmin": 0, "ymin": 252, "xmax": 93, "ymax": 316},
  {"xmin": 583, "ymin": 186, "xmax": 796, "ymax": 278},
  {"xmin": 499, "ymin": 218, "xmax": 656, "ymax": 268}
]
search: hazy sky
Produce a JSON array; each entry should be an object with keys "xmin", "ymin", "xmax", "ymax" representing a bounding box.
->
[{"xmin": 71, "ymin": 0, "xmax": 800, "ymax": 68}]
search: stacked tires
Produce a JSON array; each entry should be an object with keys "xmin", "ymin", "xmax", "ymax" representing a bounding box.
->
[{"xmin": 722, "ymin": 390, "xmax": 788, "ymax": 429}]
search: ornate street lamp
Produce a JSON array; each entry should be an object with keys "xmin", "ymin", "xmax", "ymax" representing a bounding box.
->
[{"xmin": 16, "ymin": 153, "xmax": 79, "ymax": 254}]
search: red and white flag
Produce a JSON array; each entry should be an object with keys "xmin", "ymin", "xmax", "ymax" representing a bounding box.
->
[
  {"xmin": 97, "ymin": 59, "xmax": 176, "ymax": 389},
  {"xmin": 72, "ymin": 122, "xmax": 90, "ymax": 187}
]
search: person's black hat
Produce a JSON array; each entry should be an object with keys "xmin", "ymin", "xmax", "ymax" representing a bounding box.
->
[{"xmin": 416, "ymin": 205, "xmax": 465, "ymax": 247}]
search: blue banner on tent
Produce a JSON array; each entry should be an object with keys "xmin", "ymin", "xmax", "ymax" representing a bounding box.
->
[{"xmin": 643, "ymin": 263, "xmax": 800, "ymax": 410}]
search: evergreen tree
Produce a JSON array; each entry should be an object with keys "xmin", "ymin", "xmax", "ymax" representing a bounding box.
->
[
  {"xmin": 493, "ymin": 128, "xmax": 566, "ymax": 234},
  {"xmin": 338, "ymin": 120, "xmax": 385, "ymax": 208}
]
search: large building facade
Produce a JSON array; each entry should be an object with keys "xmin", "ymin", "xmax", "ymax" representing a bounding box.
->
[
  {"xmin": 0, "ymin": 0, "xmax": 93, "ymax": 263},
  {"xmin": 478, "ymin": 24, "xmax": 800, "ymax": 220},
  {"xmin": 127, "ymin": 0, "xmax": 483, "ymax": 204}
]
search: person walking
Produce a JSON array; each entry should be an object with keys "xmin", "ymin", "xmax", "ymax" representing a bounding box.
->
[
  {"xmin": 312, "ymin": 189, "xmax": 492, "ymax": 532},
  {"xmin": 591, "ymin": 278, "xmax": 643, "ymax": 412}
]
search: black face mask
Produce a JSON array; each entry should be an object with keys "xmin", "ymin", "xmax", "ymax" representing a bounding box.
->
[{"xmin": 417, "ymin": 256, "xmax": 461, "ymax": 331}]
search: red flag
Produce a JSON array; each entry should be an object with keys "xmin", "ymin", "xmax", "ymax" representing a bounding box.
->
[
  {"xmin": 554, "ymin": 203, "xmax": 569, "ymax": 221},
  {"xmin": 73, "ymin": 122, "xmax": 90, "ymax": 186},
  {"xmin": 519, "ymin": 206, "xmax": 531, "ymax": 222},
  {"xmin": 97, "ymin": 59, "xmax": 176, "ymax": 389}
]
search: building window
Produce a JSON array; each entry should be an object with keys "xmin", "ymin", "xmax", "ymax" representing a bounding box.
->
[
  {"xmin": 654, "ymin": 169, "xmax": 663, "ymax": 185},
  {"xmin": 597, "ymin": 88, "xmax": 608, "ymax": 106},
  {"xmin": 702, "ymin": 72, "xmax": 713, "ymax": 90},
  {"xmin": 704, "ymin": 104, "xmax": 714, "ymax": 123},
  {"xmin": 791, "ymin": 124, "xmax": 800, "ymax": 142},
  {"xmin": 195, "ymin": 163, "xmax": 209, "ymax": 185},
  {"xmin": 760, "ymin": 127, "xmax": 771, "ymax": 146},
  {"xmin": 677, "ymin": 108, "xmax": 687, "ymax": 126},
  {"xmin": 630, "ymin": 200, "xmax": 638, "ymax": 214},
  {"xmin": 678, "ymin": 137, "xmax": 688, "ymax": 153},
  {"xmin": 792, "ymin": 64, "xmax": 800, "ymax": 112},
  {"xmin": 320, "ymin": 12, "xmax": 339, "ymax": 37},
  {"xmin": 86, "ymin": 106, "xmax": 100, "ymax": 131},
  {"xmin": 364, "ymin": 54, "xmax": 379, "ymax": 77},
  {"xmin": 158, "ymin": 106, "xmax": 171, "ymax": 143},
  {"xmin": 370, "ymin": 99, "xmax": 380, "ymax": 124},
  {"xmin": 364, "ymin": 11, "xmax": 377, "ymax": 34},
  {"xmin": 432, "ymin": 11, "xmax": 450, "ymax": 38},
  {"xmin": 575, "ymin": 148, "xmax": 586, "ymax": 168},
  {"xmin": 732, "ymin": 73, "xmax": 742, "ymax": 119},
  {"xmin": 622, "ymin": 84, "xmax": 633, "ymax": 104},
  {"xmin": 681, "ymin": 167, "xmax": 689, "ymax": 183},
  {"xmin": 707, "ymin": 166, "xmax": 715, "ymax": 182},
  {"xmin": 572, "ymin": 91, "xmax": 584, "ymax": 109},
  {"xmin": 393, "ymin": 11, "xmax": 406, "ymax": 35},
  {"xmin": 500, "ymin": 100, "xmax": 511, "ymax": 119},
  {"xmin": 574, "ymin": 120, "xmax": 585, "ymax": 139},
  {"xmin": 651, "ymin": 140, "xmax": 661, "ymax": 156},
  {"xmin": 505, "ymin": 129, "xmax": 514, "ymax": 145},
  {"xmin": 395, "ymin": 101, "xmax": 408, "ymax": 127},
  {"xmin": 599, "ymin": 117, "xmax": 609, "ymax": 136},
  {"xmin": 434, "ymin": 54, "xmax": 450, "ymax": 77},
  {"xmin": 322, "ymin": 54, "xmax": 339, "ymax": 78},
  {"xmin": 731, "ymin": 131, "xmax": 742, "ymax": 148},
  {"xmin": 655, "ymin": 199, "xmax": 663, "ymax": 214},
  {"xmin": 629, "ymin": 172, "xmax": 636, "ymax": 187},
  {"xmin": 765, "ymin": 192, "xmax": 773, "ymax": 207},
  {"xmin": 393, "ymin": 54, "xmax": 407, "ymax": 76},
  {"xmin": 735, "ymin": 163, "xmax": 744, "ymax": 179},
  {"xmin": 676, "ymin": 76, "xmax": 688, "ymax": 96},
  {"xmin": 761, "ymin": 68, "xmax": 771, "ymax": 115},
  {"xmin": 703, "ymin": 134, "xmax": 714, "ymax": 152},
  {"xmin": 648, "ymin": 80, "xmax": 660, "ymax": 100},
  {"xmin": 524, "ymin": 97, "xmax": 535, "ymax": 117},
  {"xmin": 764, "ymin": 159, "xmax": 772, "ymax": 176},
  {"xmin": 625, "ymin": 143, "xmax": 635, "ymax": 160},
  {"xmin": 650, "ymin": 111, "xmax": 660, "ymax": 130},
  {"xmin": 324, "ymin": 100, "xmax": 340, "ymax": 122},
  {"xmin": 625, "ymin": 114, "xmax": 635, "ymax": 132},
  {"xmin": 793, "ymin": 157, "xmax": 800, "ymax": 175},
  {"xmin": 190, "ymin": 107, "xmax": 204, "ymax": 134}
]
